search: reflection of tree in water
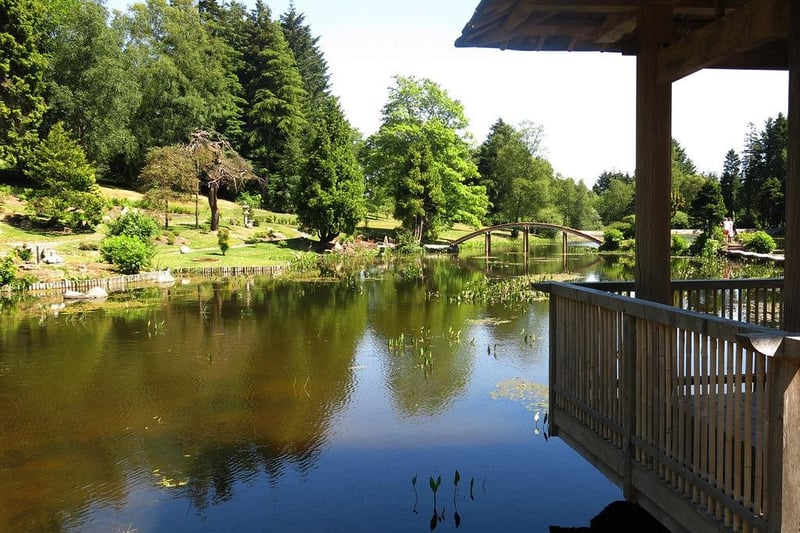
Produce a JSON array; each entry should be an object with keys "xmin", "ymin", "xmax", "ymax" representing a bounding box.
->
[
  {"xmin": 183, "ymin": 441, "xmax": 323, "ymax": 509},
  {"xmin": 0, "ymin": 276, "xmax": 367, "ymax": 528}
]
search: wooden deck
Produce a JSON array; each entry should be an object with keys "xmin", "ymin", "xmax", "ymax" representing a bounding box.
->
[{"xmin": 535, "ymin": 279, "xmax": 800, "ymax": 533}]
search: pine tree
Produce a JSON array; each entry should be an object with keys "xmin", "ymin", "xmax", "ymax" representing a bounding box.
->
[
  {"xmin": 279, "ymin": 3, "xmax": 330, "ymax": 107},
  {"xmin": 241, "ymin": 1, "xmax": 308, "ymax": 212},
  {"xmin": 719, "ymin": 149, "xmax": 741, "ymax": 218},
  {"xmin": 0, "ymin": 0, "xmax": 48, "ymax": 170},
  {"xmin": 296, "ymin": 97, "xmax": 365, "ymax": 242}
]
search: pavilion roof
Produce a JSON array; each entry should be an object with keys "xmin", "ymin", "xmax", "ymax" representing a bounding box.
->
[{"xmin": 455, "ymin": 0, "xmax": 789, "ymax": 79}]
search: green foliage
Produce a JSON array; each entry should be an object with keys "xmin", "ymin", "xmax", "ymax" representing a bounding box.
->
[
  {"xmin": 138, "ymin": 145, "xmax": 196, "ymax": 228},
  {"xmin": 740, "ymin": 115, "xmax": 786, "ymax": 228},
  {"xmin": 297, "ymin": 97, "xmax": 365, "ymax": 242},
  {"xmin": 594, "ymin": 176, "xmax": 634, "ymax": 225},
  {"xmin": 0, "ymin": 0, "xmax": 48, "ymax": 169},
  {"xmin": 671, "ymin": 234, "xmax": 689, "ymax": 255},
  {"xmin": 394, "ymin": 228, "xmax": 424, "ymax": 254},
  {"xmin": 688, "ymin": 179, "xmax": 726, "ymax": 235},
  {"xmin": 671, "ymin": 210, "xmax": 689, "ymax": 229},
  {"xmin": 217, "ymin": 227, "xmax": 230, "ymax": 255},
  {"xmin": 242, "ymin": 3, "xmax": 307, "ymax": 211},
  {"xmin": 599, "ymin": 228, "xmax": 624, "ymax": 251},
  {"xmin": 106, "ymin": 211, "xmax": 160, "ymax": 242},
  {"xmin": 236, "ymin": 190, "xmax": 262, "ymax": 211},
  {"xmin": 0, "ymin": 256, "xmax": 18, "ymax": 286},
  {"xmin": 24, "ymin": 123, "xmax": 106, "ymax": 229},
  {"xmin": 99, "ymin": 234, "xmax": 155, "ymax": 273},
  {"xmin": 740, "ymin": 230, "xmax": 776, "ymax": 254},
  {"xmin": 688, "ymin": 231, "xmax": 723, "ymax": 257},
  {"xmin": 15, "ymin": 246, "xmax": 33, "ymax": 261},
  {"xmin": 42, "ymin": 0, "xmax": 140, "ymax": 173},
  {"xmin": 363, "ymin": 75, "xmax": 488, "ymax": 242}
]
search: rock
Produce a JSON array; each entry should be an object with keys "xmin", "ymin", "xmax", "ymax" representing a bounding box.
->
[
  {"xmin": 40, "ymin": 248, "xmax": 64, "ymax": 264},
  {"xmin": 85, "ymin": 287, "xmax": 108, "ymax": 299},
  {"xmin": 180, "ymin": 245, "xmax": 191, "ymax": 254},
  {"xmin": 154, "ymin": 268, "xmax": 175, "ymax": 284}
]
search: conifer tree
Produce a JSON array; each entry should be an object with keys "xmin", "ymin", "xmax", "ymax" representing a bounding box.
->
[
  {"xmin": 0, "ymin": 0, "xmax": 48, "ymax": 170},
  {"xmin": 279, "ymin": 3, "xmax": 330, "ymax": 107}
]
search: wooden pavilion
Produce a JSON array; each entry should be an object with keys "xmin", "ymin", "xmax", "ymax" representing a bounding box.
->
[{"xmin": 456, "ymin": 2, "xmax": 800, "ymax": 532}]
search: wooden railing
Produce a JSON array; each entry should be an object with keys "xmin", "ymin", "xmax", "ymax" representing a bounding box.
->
[
  {"xmin": 534, "ymin": 281, "xmax": 800, "ymax": 533},
  {"xmin": 577, "ymin": 278, "xmax": 783, "ymax": 328}
]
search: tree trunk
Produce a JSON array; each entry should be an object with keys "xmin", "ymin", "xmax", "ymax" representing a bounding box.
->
[{"xmin": 208, "ymin": 183, "xmax": 219, "ymax": 231}]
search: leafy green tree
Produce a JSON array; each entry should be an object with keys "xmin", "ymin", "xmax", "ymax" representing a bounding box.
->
[
  {"xmin": 688, "ymin": 178, "xmax": 726, "ymax": 235},
  {"xmin": 364, "ymin": 76, "xmax": 487, "ymax": 242},
  {"xmin": 24, "ymin": 123, "xmax": 106, "ymax": 229},
  {"xmin": 553, "ymin": 177, "xmax": 601, "ymax": 230},
  {"xmin": 217, "ymin": 227, "xmax": 230, "ymax": 255},
  {"xmin": 0, "ymin": 0, "xmax": 48, "ymax": 170},
  {"xmin": 106, "ymin": 210, "xmax": 160, "ymax": 241},
  {"xmin": 720, "ymin": 149, "xmax": 741, "ymax": 217},
  {"xmin": 138, "ymin": 145, "xmax": 196, "ymax": 229},
  {"xmin": 42, "ymin": 0, "xmax": 140, "ymax": 175},
  {"xmin": 296, "ymin": 97, "xmax": 365, "ymax": 243},
  {"xmin": 119, "ymin": 0, "xmax": 243, "ymax": 174},
  {"xmin": 595, "ymin": 176, "xmax": 634, "ymax": 225},
  {"xmin": 241, "ymin": 1, "xmax": 307, "ymax": 212},
  {"xmin": 592, "ymin": 170, "xmax": 633, "ymax": 195},
  {"xmin": 99, "ymin": 235, "xmax": 155, "ymax": 274}
]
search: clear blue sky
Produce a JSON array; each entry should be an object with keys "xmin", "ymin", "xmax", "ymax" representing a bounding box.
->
[{"xmin": 107, "ymin": 0, "xmax": 789, "ymax": 187}]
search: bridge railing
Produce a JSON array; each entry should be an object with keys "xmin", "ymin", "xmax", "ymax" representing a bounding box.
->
[
  {"xmin": 575, "ymin": 278, "xmax": 783, "ymax": 328},
  {"xmin": 534, "ymin": 280, "xmax": 800, "ymax": 532}
]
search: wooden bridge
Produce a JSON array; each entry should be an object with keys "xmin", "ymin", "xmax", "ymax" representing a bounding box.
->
[
  {"xmin": 534, "ymin": 278, "xmax": 796, "ymax": 533},
  {"xmin": 441, "ymin": 222, "xmax": 602, "ymax": 255}
]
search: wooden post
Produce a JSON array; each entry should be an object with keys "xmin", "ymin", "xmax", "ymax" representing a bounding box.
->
[
  {"xmin": 634, "ymin": 5, "xmax": 673, "ymax": 304},
  {"xmin": 786, "ymin": 0, "xmax": 800, "ymax": 332},
  {"xmin": 622, "ymin": 314, "xmax": 638, "ymax": 500},
  {"xmin": 562, "ymin": 231, "xmax": 568, "ymax": 256},
  {"xmin": 485, "ymin": 231, "xmax": 492, "ymax": 257},
  {"xmin": 523, "ymin": 226, "xmax": 529, "ymax": 258},
  {"xmin": 768, "ymin": 6, "xmax": 800, "ymax": 531},
  {"xmin": 548, "ymin": 292, "xmax": 558, "ymax": 437}
]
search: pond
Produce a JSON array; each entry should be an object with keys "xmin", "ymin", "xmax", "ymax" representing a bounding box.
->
[{"xmin": 3, "ymin": 247, "xmax": 764, "ymax": 532}]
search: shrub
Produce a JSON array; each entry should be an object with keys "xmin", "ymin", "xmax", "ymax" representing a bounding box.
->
[
  {"xmin": 99, "ymin": 235, "xmax": 155, "ymax": 274},
  {"xmin": 78, "ymin": 242, "xmax": 98, "ymax": 251},
  {"xmin": 107, "ymin": 211, "xmax": 160, "ymax": 242},
  {"xmin": 218, "ymin": 228, "xmax": 230, "ymax": 255},
  {"xmin": 671, "ymin": 211, "xmax": 689, "ymax": 229},
  {"xmin": 689, "ymin": 232, "xmax": 723, "ymax": 257},
  {"xmin": 15, "ymin": 246, "xmax": 33, "ymax": 262},
  {"xmin": 0, "ymin": 256, "xmax": 17, "ymax": 286},
  {"xmin": 599, "ymin": 228, "xmax": 624, "ymax": 251},
  {"xmin": 671, "ymin": 234, "xmax": 689, "ymax": 255},
  {"xmin": 741, "ymin": 231, "xmax": 776, "ymax": 254}
]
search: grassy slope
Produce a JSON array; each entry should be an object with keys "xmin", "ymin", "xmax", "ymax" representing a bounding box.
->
[{"xmin": 0, "ymin": 185, "xmax": 530, "ymax": 283}]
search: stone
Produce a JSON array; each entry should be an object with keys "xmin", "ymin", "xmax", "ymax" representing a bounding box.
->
[{"xmin": 180, "ymin": 245, "xmax": 191, "ymax": 254}]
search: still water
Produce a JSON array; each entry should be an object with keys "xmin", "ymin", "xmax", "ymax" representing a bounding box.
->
[{"xmin": 1, "ymin": 250, "xmax": 623, "ymax": 532}]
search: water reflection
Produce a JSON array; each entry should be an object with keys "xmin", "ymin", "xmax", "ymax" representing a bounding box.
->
[{"xmin": 0, "ymin": 258, "xmax": 622, "ymax": 532}]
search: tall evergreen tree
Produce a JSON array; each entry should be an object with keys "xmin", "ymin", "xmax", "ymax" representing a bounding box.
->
[
  {"xmin": 296, "ymin": 96, "xmax": 365, "ymax": 242},
  {"xmin": 741, "ymin": 114, "xmax": 787, "ymax": 228},
  {"xmin": 719, "ymin": 149, "xmax": 741, "ymax": 218},
  {"xmin": 242, "ymin": 1, "xmax": 307, "ymax": 212},
  {"xmin": 0, "ymin": 0, "xmax": 48, "ymax": 170},
  {"xmin": 688, "ymin": 178, "xmax": 726, "ymax": 235},
  {"xmin": 279, "ymin": 3, "xmax": 330, "ymax": 107},
  {"xmin": 474, "ymin": 118, "xmax": 515, "ymax": 220}
]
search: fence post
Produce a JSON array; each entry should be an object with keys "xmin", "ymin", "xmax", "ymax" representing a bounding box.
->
[{"xmin": 622, "ymin": 313, "xmax": 638, "ymax": 501}]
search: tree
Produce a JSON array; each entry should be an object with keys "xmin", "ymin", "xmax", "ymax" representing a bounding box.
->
[
  {"xmin": 740, "ymin": 115, "xmax": 787, "ymax": 227},
  {"xmin": 42, "ymin": 0, "xmax": 140, "ymax": 175},
  {"xmin": 0, "ymin": 0, "xmax": 48, "ymax": 170},
  {"xmin": 24, "ymin": 123, "xmax": 106, "ymax": 229},
  {"xmin": 279, "ymin": 3, "xmax": 330, "ymax": 107},
  {"xmin": 119, "ymin": 0, "xmax": 243, "ymax": 175},
  {"xmin": 595, "ymin": 176, "xmax": 634, "ymax": 225},
  {"xmin": 186, "ymin": 129, "xmax": 259, "ymax": 231},
  {"xmin": 296, "ymin": 97, "xmax": 365, "ymax": 243},
  {"xmin": 363, "ymin": 76, "xmax": 488, "ymax": 241},
  {"xmin": 241, "ymin": 1, "xmax": 307, "ymax": 212},
  {"xmin": 138, "ymin": 145, "xmax": 197, "ymax": 229},
  {"xmin": 719, "ymin": 149, "xmax": 741, "ymax": 218},
  {"xmin": 688, "ymin": 178, "xmax": 726, "ymax": 235}
]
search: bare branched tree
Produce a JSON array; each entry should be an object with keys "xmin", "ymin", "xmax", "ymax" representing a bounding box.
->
[{"xmin": 186, "ymin": 129, "xmax": 262, "ymax": 231}]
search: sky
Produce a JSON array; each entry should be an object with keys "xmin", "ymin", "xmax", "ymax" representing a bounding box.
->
[{"xmin": 106, "ymin": 0, "xmax": 790, "ymax": 187}]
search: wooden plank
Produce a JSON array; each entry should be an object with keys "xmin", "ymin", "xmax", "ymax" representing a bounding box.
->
[
  {"xmin": 657, "ymin": 0, "xmax": 789, "ymax": 84},
  {"xmin": 786, "ymin": 0, "xmax": 800, "ymax": 332}
]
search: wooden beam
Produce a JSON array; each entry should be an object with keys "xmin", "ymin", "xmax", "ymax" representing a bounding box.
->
[
  {"xmin": 786, "ymin": 0, "xmax": 800, "ymax": 332},
  {"xmin": 657, "ymin": 0, "xmax": 789, "ymax": 83},
  {"xmin": 634, "ymin": 5, "xmax": 673, "ymax": 304}
]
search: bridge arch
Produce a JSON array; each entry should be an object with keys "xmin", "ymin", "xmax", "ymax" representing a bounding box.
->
[{"xmin": 447, "ymin": 222, "xmax": 603, "ymax": 249}]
